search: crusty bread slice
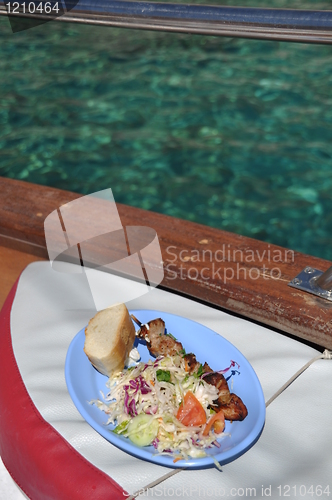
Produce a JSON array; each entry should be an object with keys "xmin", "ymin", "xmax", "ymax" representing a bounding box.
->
[{"xmin": 83, "ymin": 303, "xmax": 136, "ymax": 377}]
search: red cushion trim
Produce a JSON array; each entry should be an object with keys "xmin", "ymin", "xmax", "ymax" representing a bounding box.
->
[{"xmin": 0, "ymin": 277, "xmax": 128, "ymax": 500}]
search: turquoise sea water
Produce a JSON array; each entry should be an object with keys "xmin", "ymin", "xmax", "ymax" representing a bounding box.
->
[{"xmin": 1, "ymin": 11, "xmax": 332, "ymax": 260}]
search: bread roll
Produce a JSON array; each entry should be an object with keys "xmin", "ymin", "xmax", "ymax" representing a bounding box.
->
[{"xmin": 84, "ymin": 303, "xmax": 136, "ymax": 377}]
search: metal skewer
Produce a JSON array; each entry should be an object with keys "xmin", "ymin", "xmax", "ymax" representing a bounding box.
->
[{"xmin": 130, "ymin": 314, "xmax": 142, "ymax": 328}]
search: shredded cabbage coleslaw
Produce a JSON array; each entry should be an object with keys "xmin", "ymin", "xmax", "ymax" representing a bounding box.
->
[{"xmin": 91, "ymin": 353, "xmax": 234, "ymax": 462}]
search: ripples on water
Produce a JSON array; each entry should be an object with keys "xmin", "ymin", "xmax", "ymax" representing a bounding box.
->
[{"xmin": 0, "ymin": 10, "xmax": 332, "ymax": 260}]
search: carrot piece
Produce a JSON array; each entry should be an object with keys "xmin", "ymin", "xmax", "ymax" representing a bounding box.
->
[
  {"xmin": 203, "ymin": 410, "xmax": 225, "ymax": 436},
  {"xmin": 176, "ymin": 391, "xmax": 207, "ymax": 427}
]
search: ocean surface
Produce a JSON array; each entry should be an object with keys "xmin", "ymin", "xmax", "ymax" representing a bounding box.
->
[{"xmin": 1, "ymin": 6, "xmax": 332, "ymax": 261}]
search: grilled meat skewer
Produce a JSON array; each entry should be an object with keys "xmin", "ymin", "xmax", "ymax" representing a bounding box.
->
[{"xmin": 131, "ymin": 315, "xmax": 248, "ymax": 421}]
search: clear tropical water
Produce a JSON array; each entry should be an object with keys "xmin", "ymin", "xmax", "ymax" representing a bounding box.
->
[{"xmin": 1, "ymin": 8, "xmax": 332, "ymax": 261}]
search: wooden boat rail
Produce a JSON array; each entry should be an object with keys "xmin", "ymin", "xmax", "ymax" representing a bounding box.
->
[{"xmin": 1, "ymin": 176, "xmax": 332, "ymax": 349}]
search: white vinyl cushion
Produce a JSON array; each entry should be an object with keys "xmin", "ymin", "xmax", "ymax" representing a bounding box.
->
[{"xmin": 2, "ymin": 262, "xmax": 332, "ymax": 499}]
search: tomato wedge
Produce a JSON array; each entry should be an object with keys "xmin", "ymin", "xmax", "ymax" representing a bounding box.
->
[
  {"xmin": 176, "ymin": 391, "xmax": 207, "ymax": 427},
  {"xmin": 203, "ymin": 410, "xmax": 225, "ymax": 436}
]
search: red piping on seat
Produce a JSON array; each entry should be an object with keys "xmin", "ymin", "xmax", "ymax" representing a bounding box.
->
[{"xmin": 0, "ymin": 276, "xmax": 128, "ymax": 500}]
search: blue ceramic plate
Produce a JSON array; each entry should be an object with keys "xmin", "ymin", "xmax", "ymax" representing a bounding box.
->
[{"xmin": 65, "ymin": 310, "xmax": 265, "ymax": 469}]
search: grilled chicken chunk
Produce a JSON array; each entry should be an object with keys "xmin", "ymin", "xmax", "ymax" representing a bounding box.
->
[{"xmin": 133, "ymin": 316, "xmax": 248, "ymax": 421}]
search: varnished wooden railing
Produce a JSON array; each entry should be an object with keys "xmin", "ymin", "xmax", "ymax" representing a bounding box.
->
[{"xmin": 1, "ymin": 176, "xmax": 331, "ymax": 349}]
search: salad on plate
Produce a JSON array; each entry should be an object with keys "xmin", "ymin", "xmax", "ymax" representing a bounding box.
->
[{"xmin": 92, "ymin": 351, "xmax": 236, "ymax": 463}]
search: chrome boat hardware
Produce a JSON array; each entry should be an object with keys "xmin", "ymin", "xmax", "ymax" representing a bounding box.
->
[
  {"xmin": 0, "ymin": 1, "xmax": 332, "ymax": 44},
  {"xmin": 288, "ymin": 266, "xmax": 332, "ymax": 301}
]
